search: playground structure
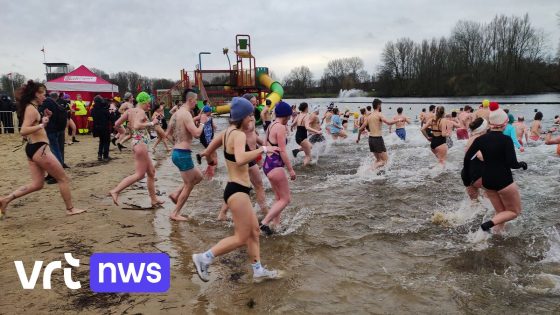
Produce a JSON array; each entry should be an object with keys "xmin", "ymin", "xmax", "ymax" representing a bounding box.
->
[{"xmin": 156, "ymin": 35, "xmax": 284, "ymax": 123}]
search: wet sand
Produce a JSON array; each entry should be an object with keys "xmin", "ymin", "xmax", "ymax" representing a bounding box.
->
[{"xmin": 0, "ymin": 135, "xmax": 204, "ymax": 314}]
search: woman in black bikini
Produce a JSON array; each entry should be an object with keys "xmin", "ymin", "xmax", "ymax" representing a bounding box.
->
[
  {"xmin": 291, "ymin": 102, "xmax": 321, "ymax": 166},
  {"xmin": 422, "ymin": 106, "xmax": 451, "ymax": 166},
  {"xmin": 192, "ymin": 97, "xmax": 282, "ymax": 283},
  {"xmin": 463, "ymin": 104, "xmax": 527, "ymax": 234},
  {"xmin": 0, "ymin": 81, "xmax": 86, "ymax": 218}
]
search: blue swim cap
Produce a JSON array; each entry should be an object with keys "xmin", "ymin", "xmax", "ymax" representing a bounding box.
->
[
  {"xmin": 275, "ymin": 101, "xmax": 292, "ymax": 118},
  {"xmin": 230, "ymin": 97, "xmax": 253, "ymax": 121},
  {"xmin": 203, "ymin": 105, "xmax": 212, "ymax": 113}
]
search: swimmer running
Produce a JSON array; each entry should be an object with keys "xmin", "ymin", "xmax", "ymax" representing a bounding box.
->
[
  {"xmin": 0, "ymin": 80, "xmax": 86, "ymax": 218},
  {"xmin": 463, "ymin": 103, "xmax": 528, "ymax": 234},
  {"xmin": 192, "ymin": 97, "xmax": 282, "ymax": 283},
  {"xmin": 109, "ymin": 92, "xmax": 164, "ymax": 208}
]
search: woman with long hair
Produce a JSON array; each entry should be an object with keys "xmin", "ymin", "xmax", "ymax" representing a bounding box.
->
[
  {"xmin": 193, "ymin": 97, "xmax": 282, "ymax": 283},
  {"xmin": 109, "ymin": 92, "xmax": 163, "ymax": 207},
  {"xmin": 463, "ymin": 103, "xmax": 527, "ymax": 234},
  {"xmin": 422, "ymin": 106, "xmax": 451, "ymax": 166},
  {"xmin": 259, "ymin": 101, "xmax": 296, "ymax": 235},
  {"xmin": 0, "ymin": 80, "xmax": 86, "ymax": 218}
]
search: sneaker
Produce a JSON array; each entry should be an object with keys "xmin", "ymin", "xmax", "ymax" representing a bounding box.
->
[
  {"xmin": 111, "ymin": 138, "xmax": 117, "ymax": 146},
  {"xmin": 253, "ymin": 266, "xmax": 282, "ymax": 283},
  {"xmin": 72, "ymin": 137, "xmax": 80, "ymax": 143},
  {"xmin": 192, "ymin": 253, "xmax": 210, "ymax": 282},
  {"xmin": 292, "ymin": 149, "xmax": 299, "ymax": 158},
  {"xmin": 259, "ymin": 224, "xmax": 273, "ymax": 236},
  {"xmin": 117, "ymin": 143, "xmax": 127, "ymax": 152}
]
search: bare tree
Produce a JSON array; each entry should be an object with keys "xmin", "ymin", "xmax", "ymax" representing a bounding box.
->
[{"xmin": 284, "ymin": 66, "xmax": 314, "ymax": 96}]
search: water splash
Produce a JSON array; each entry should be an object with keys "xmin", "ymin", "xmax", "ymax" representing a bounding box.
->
[
  {"xmin": 338, "ymin": 89, "xmax": 366, "ymax": 98},
  {"xmin": 542, "ymin": 227, "xmax": 560, "ymax": 263}
]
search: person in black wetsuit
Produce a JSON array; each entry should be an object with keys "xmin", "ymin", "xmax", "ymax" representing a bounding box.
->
[
  {"xmin": 463, "ymin": 103, "xmax": 527, "ymax": 234},
  {"xmin": 291, "ymin": 102, "xmax": 321, "ymax": 166},
  {"xmin": 421, "ymin": 106, "xmax": 451, "ymax": 166}
]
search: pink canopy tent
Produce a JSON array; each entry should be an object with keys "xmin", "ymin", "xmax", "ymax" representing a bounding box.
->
[{"xmin": 45, "ymin": 65, "xmax": 119, "ymax": 103}]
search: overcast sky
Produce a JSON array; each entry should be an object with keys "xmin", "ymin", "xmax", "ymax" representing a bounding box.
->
[{"xmin": 1, "ymin": 0, "xmax": 558, "ymax": 82}]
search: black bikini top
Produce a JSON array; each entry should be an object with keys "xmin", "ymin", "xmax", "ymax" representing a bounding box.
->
[{"xmin": 223, "ymin": 128, "xmax": 251, "ymax": 162}]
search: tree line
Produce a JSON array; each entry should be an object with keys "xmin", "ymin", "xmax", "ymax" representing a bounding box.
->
[
  {"xmin": 283, "ymin": 14, "xmax": 559, "ymax": 97},
  {"xmin": 0, "ymin": 69, "xmax": 177, "ymax": 100}
]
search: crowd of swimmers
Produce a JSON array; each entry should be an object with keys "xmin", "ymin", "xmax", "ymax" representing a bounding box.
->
[{"xmin": 2, "ymin": 80, "xmax": 560, "ymax": 283}]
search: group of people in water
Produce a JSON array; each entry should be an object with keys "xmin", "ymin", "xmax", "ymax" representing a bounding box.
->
[{"xmin": 2, "ymin": 80, "xmax": 560, "ymax": 283}]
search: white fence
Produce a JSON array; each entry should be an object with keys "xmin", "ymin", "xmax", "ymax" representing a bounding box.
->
[{"xmin": 0, "ymin": 111, "xmax": 18, "ymax": 134}]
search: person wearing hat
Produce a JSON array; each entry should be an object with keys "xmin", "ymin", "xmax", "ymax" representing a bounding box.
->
[
  {"xmin": 109, "ymin": 91, "xmax": 164, "ymax": 209},
  {"xmin": 164, "ymin": 89, "xmax": 207, "ymax": 221},
  {"xmin": 502, "ymin": 108, "xmax": 523, "ymax": 152},
  {"xmin": 463, "ymin": 102, "xmax": 528, "ymax": 234},
  {"xmin": 461, "ymin": 117, "xmax": 488, "ymax": 201},
  {"xmin": 91, "ymin": 95, "xmax": 112, "ymax": 161},
  {"xmin": 474, "ymin": 99, "xmax": 490, "ymax": 120},
  {"xmin": 322, "ymin": 103, "xmax": 335, "ymax": 136},
  {"xmin": 260, "ymin": 101, "xmax": 296, "ymax": 235},
  {"xmin": 61, "ymin": 93, "xmax": 78, "ymax": 145},
  {"xmin": 73, "ymin": 94, "xmax": 88, "ymax": 134},
  {"xmin": 193, "ymin": 96, "xmax": 282, "ymax": 283},
  {"xmin": 308, "ymin": 104, "xmax": 325, "ymax": 144},
  {"xmin": 352, "ymin": 112, "xmax": 360, "ymax": 134}
]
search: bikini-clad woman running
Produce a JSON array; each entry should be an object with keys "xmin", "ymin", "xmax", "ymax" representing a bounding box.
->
[
  {"xmin": 192, "ymin": 97, "xmax": 282, "ymax": 283},
  {"xmin": 0, "ymin": 80, "xmax": 86, "ymax": 218}
]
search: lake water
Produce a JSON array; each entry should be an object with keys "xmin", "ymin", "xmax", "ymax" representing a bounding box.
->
[{"xmin": 125, "ymin": 94, "xmax": 560, "ymax": 313}]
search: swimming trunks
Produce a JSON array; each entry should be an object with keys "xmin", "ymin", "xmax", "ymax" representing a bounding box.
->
[
  {"xmin": 309, "ymin": 134, "xmax": 325, "ymax": 144},
  {"xmin": 456, "ymin": 128, "xmax": 469, "ymax": 140},
  {"xmin": 171, "ymin": 148, "xmax": 194, "ymax": 171},
  {"xmin": 25, "ymin": 142, "xmax": 48, "ymax": 160},
  {"xmin": 223, "ymin": 181, "xmax": 252, "ymax": 203},
  {"xmin": 368, "ymin": 136, "xmax": 386, "ymax": 153},
  {"xmin": 395, "ymin": 128, "xmax": 406, "ymax": 141},
  {"xmin": 464, "ymin": 131, "xmax": 524, "ymax": 191}
]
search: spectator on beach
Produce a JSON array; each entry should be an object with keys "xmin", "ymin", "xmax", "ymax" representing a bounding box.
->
[
  {"xmin": 91, "ymin": 96, "xmax": 113, "ymax": 161},
  {"xmin": 39, "ymin": 92, "xmax": 69, "ymax": 182},
  {"xmin": 0, "ymin": 94, "xmax": 16, "ymax": 133},
  {"xmin": 73, "ymin": 94, "xmax": 88, "ymax": 134},
  {"xmin": 58, "ymin": 93, "xmax": 78, "ymax": 145}
]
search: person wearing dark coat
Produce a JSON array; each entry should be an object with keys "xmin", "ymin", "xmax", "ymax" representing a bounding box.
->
[{"xmin": 91, "ymin": 96, "xmax": 112, "ymax": 161}]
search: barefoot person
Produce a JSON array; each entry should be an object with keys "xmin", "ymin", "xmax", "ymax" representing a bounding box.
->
[
  {"xmin": 259, "ymin": 101, "xmax": 296, "ymax": 235},
  {"xmin": 463, "ymin": 103, "xmax": 527, "ymax": 234},
  {"xmin": 260, "ymin": 99, "xmax": 273, "ymax": 132},
  {"xmin": 308, "ymin": 105, "xmax": 325, "ymax": 144},
  {"xmin": 116, "ymin": 92, "xmax": 134, "ymax": 151},
  {"xmin": 109, "ymin": 92, "xmax": 164, "ymax": 208},
  {"xmin": 330, "ymin": 108, "xmax": 347, "ymax": 140},
  {"xmin": 192, "ymin": 97, "xmax": 282, "ymax": 283},
  {"xmin": 357, "ymin": 99, "xmax": 398, "ymax": 170},
  {"xmin": 0, "ymin": 80, "xmax": 86, "ymax": 218},
  {"xmin": 195, "ymin": 105, "xmax": 217, "ymax": 179},
  {"xmin": 291, "ymin": 102, "xmax": 322, "ymax": 166},
  {"xmin": 544, "ymin": 127, "xmax": 560, "ymax": 156},
  {"xmin": 461, "ymin": 118, "xmax": 487, "ymax": 201},
  {"xmin": 165, "ymin": 90, "xmax": 206, "ymax": 221},
  {"xmin": 422, "ymin": 106, "xmax": 451, "ymax": 166},
  {"xmin": 151, "ymin": 103, "xmax": 171, "ymax": 153}
]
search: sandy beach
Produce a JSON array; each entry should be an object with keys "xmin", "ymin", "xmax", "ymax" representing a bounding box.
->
[{"xmin": 0, "ymin": 134, "xmax": 204, "ymax": 314}]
